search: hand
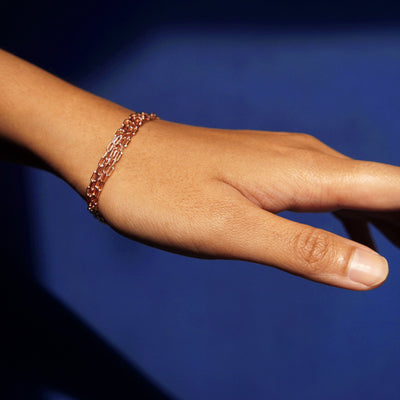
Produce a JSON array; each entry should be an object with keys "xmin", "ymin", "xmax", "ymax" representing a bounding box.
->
[
  {"xmin": 1, "ymin": 50, "xmax": 397, "ymax": 291},
  {"xmin": 98, "ymin": 119, "xmax": 399, "ymax": 290}
]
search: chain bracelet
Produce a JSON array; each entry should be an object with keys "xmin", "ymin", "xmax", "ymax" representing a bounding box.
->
[{"xmin": 86, "ymin": 111, "xmax": 159, "ymax": 221}]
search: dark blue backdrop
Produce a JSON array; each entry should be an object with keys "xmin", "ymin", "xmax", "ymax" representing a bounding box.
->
[{"xmin": 1, "ymin": 1, "xmax": 400, "ymax": 399}]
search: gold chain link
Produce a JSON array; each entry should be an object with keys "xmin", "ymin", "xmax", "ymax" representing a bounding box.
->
[{"xmin": 86, "ymin": 111, "xmax": 159, "ymax": 221}]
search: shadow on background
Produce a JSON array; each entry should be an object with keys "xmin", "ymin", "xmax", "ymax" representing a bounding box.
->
[
  {"xmin": 1, "ymin": 0, "xmax": 400, "ymax": 80},
  {"xmin": 0, "ymin": 1, "xmax": 399, "ymax": 399},
  {"xmin": 0, "ymin": 163, "xmax": 172, "ymax": 399},
  {"xmin": 0, "ymin": 268, "xmax": 173, "ymax": 400}
]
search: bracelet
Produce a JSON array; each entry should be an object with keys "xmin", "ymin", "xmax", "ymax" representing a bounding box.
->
[{"xmin": 86, "ymin": 111, "xmax": 159, "ymax": 221}]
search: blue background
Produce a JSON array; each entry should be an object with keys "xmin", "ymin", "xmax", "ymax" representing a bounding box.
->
[{"xmin": 1, "ymin": 1, "xmax": 400, "ymax": 399}]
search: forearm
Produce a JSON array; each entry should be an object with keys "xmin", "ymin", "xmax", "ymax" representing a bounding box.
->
[{"xmin": 0, "ymin": 49, "xmax": 131, "ymax": 195}]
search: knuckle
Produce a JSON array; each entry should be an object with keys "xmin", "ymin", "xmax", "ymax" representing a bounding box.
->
[
  {"xmin": 296, "ymin": 132, "xmax": 320, "ymax": 144},
  {"xmin": 297, "ymin": 132, "xmax": 314, "ymax": 141},
  {"xmin": 294, "ymin": 133, "xmax": 325, "ymax": 151},
  {"xmin": 292, "ymin": 228, "xmax": 332, "ymax": 273}
]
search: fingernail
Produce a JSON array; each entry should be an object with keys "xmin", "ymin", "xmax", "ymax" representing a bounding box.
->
[{"xmin": 348, "ymin": 248, "xmax": 388, "ymax": 287}]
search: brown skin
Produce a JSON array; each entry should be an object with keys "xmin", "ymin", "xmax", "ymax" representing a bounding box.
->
[{"xmin": 1, "ymin": 49, "xmax": 399, "ymax": 290}]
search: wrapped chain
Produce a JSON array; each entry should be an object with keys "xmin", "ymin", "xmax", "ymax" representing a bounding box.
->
[{"xmin": 86, "ymin": 111, "xmax": 159, "ymax": 221}]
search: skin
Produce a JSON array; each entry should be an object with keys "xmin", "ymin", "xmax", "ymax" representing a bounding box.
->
[{"xmin": 1, "ymin": 49, "xmax": 399, "ymax": 290}]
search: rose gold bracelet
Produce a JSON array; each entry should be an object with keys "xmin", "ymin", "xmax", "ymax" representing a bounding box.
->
[{"xmin": 86, "ymin": 111, "xmax": 159, "ymax": 221}]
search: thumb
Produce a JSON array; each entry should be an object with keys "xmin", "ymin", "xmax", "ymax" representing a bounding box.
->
[{"xmin": 224, "ymin": 203, "xmax": 388, "ymax": 290}]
